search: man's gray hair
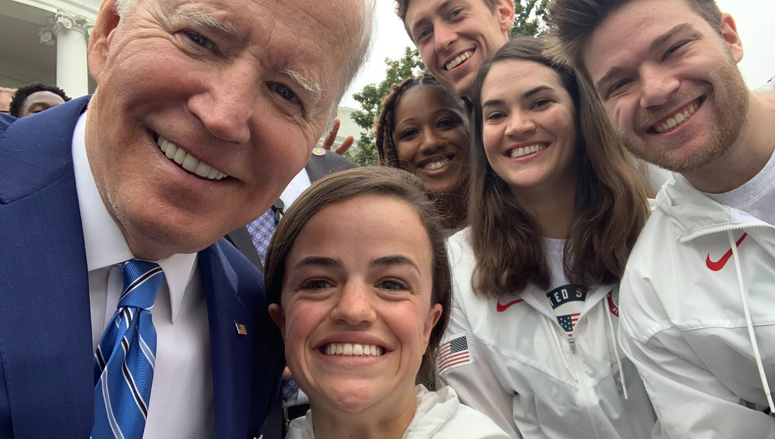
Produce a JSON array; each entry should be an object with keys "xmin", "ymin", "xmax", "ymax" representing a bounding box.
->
[{"xmin": 333, "ymin": 0, "xmax": 375, "ymax": 110}]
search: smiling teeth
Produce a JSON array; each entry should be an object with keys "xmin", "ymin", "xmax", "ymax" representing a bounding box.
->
[
  {"xmin": 654, "ymin": 101, "xmax": 700, "ymax": 134},
  {"xmin": 446, "ymin": 51, "xmax": 472, "ymax": 70},
  {"xmin": 324, "ymin": 343, "xmax": 384, "ymax": 357},
  {"xmin": 424, "ymin": 159, "xmax": 448, "ymax": 171},
  {"xmin": 156, "ymin": 136, "xmax": 228, "ymax": 180},
  {"xmin": 510, "ymin": 144, "xmax": 547, "ymax": 159}
]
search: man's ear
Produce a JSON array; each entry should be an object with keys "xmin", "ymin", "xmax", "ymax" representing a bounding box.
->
[
  {"xmin": 719, "ymin": 13, "xmax": 744, "ymax": 64},
  {"xmin": 88, "ymin": 0, "xmax": 122, "ymax": 83},
  {"xmin": 495, "ymin": 0, "xmax": 516, "ymax": 35},
  {"xmin": 268, "ymin": 303, "xmax": 286, "ymax": 341}
]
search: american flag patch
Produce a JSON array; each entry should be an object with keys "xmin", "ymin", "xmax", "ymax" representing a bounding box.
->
[
  {"xmin": 558, "ymin": 313, "xmax": 580, "ymax": 335},
  {"xmin": 437, "ymin": 333, "xmax": 472, "ymax": 374}
]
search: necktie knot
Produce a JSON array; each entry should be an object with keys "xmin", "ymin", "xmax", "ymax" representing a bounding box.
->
[{"xmin": 119, "ymin": 260, "xmax": 165, "ymax": 310}]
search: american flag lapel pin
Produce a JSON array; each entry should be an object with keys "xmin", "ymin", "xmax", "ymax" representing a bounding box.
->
[{"xmin": 235, "ymin": 322, "xmax": 248, "ymax": 336}]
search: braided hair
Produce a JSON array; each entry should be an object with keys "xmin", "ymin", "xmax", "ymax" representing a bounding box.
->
[{"xmin": 374, "ymin": 75, "xmax": 466, "ymax": 167}]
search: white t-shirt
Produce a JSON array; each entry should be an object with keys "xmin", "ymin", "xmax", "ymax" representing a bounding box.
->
[
  {"xmin": 705, "ymin": 145, "xmax": 775, "ymax": 225},
  {"xmin": 544, "ymin": 238, "xmax": 586, "ymax": 339}
]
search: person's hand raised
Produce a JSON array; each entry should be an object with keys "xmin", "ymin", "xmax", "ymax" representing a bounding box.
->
[{"xmin": 321, "ymin": 117, "xmax": 354, "ymax": 156}]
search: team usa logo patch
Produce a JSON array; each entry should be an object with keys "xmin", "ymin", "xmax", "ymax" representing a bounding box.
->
[
  {"xmin": 557, "ymin": 313, "xmax": 580, "ymax": 333},
  {"xmin": 607, "ymin": 290, "xmax": 619, "ymax": 317},
  {"xmin": 437, "ymin": 333, "xmax": 473, "ymax": 374},
  {"xmin": 547, "ymin": 285, "xmax": 586, "ymax": 337}
]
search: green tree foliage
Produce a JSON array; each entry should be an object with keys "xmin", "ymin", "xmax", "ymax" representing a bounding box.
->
[
  {"xmin": 346, "ymin": 1, "xmax": 547, "ymax": 166},
  {"xmin": 511, "ymin": 0, "xmax": 548, "ymax": 38}
]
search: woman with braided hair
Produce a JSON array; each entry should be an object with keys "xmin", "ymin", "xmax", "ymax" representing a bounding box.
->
[{"xmin": 375, "ymin": 75, "xmax": 471, "ymax": 233}]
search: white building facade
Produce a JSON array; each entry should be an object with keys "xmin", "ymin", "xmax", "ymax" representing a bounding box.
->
[{"xmin": 1, "ymin": 0, "xmax": 98, "ymax": 98}]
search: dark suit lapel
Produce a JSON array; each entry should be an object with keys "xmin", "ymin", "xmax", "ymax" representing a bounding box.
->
[
  {"xmin": 226, "ymin": 226, "xmax": 262, "ymax": 271},
  {"xmin": 0, "ymin": 97, "xmax": 95, "ymax": 437},
  {"xmin": 199, "ymin": 241, "xmax": 260, "ymax": 439}
]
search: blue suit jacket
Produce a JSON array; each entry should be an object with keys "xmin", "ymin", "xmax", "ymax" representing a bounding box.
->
[{"xmin": 0, "ymin": 98, "xmax": 283, "ymax": 439}]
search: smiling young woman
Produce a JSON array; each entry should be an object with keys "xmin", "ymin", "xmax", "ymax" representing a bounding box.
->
[
  {"xmin": 264, "ymin": 167, "xmax": 510, "ymax": 439},
  {"xmin": 375, "ymin": 76, "xmax": 471, "ymax": 233},
  {"xmin": 435, "ymin": 37, "xmax": 654, "ymax": 438}
]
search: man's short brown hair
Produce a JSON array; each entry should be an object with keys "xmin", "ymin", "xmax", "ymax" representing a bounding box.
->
[
  {"xmin": 395, "ymin": 0, "xmax": 499, "ymax": 21},
  {"xmin": 547, "ymin": 0, "xmax": 722, "ymax": 75}
]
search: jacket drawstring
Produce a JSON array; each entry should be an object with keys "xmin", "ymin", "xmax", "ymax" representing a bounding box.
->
[
  {"xmin": 728, "ymin": 230, "xmax": 774, "ymax": 414},
  {"xmin": 604, "ymin": 299, "xmax": 628, "ymax": 400}
]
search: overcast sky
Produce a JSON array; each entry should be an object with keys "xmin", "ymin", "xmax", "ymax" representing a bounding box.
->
[{"xmin": 340, "ymin": 0, "xmax": 775, "ymax": 109}]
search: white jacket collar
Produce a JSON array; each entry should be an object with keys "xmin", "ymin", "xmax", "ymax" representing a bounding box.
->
[
  {"xmin": 285, "ymin": 385, "xmax": 462, "ymax": 439},
  {"xmin": 658, "ymin": 174, "xmax": 766, "ymax": 242}
]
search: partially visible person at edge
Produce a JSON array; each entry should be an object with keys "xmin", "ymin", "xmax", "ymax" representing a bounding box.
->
[
  {"xmin": 549, "ymin": 0, "xmax": 775, "ymax": 437},
  {"xmin": 9, "ymin": 82, "xmax": 70, "ymax": 118},
  {"xmin": 439, "ymin": 37, "xmax": 654, "ymax": 438},
  {"xmin": 0, "ymin": 87, "xmax": 14, "ymax": 115},
  {"xmin": 0, "ymin": 0, "xmax": 374, "ymax": 436},
  {"xmin": 264, "ymin": 166, "xmax": 510, "ymax": 439},
  {"xmin": 375, "ymin": 76, "xmax": 470, "ymax": 234}
]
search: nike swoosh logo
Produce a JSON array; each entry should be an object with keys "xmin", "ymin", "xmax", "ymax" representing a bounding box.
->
[
  {"xmin": 496, "ymin": 298, "xmax": 524, "ymax": 312},
  {"xmin": 706, "ymin": 233, "xmax": 748, "ymax": 271}
]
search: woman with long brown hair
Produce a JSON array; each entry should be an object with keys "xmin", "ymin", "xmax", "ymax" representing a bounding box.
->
[{"xmin": 437, "ymin": 37, "xmax": 655, "ymax": 438}]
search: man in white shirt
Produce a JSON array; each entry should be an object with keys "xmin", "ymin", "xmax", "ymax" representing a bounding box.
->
[
  {"xmin": 0, "ymin": 0, "xmax": 373, "ymax": 438},
  {"xmin": 549, "ymin": 0, "xmax": 775, "ymax": 437}
]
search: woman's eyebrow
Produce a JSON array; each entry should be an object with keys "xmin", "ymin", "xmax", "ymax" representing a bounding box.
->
[
  {"xmin": 482, "ymin": 98, "xmax": 505, "ymax": 108},
  {"xmin": 483, "ymin": 85, "xmax": 553, "ymax": 108},
  {"xmin": 291, "ymin": 256, "xmax": 343, "ymax": 271},
  {"xmin": 370, "ymin": 255, "xmax": 421, "ymax": 275},
  {"xmin": 523, "ymin": 85, "xmax": 552, "ymax": 99}
]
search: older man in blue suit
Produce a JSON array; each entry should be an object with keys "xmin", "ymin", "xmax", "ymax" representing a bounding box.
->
[{"xmin": 0, "ymin": 0, "xmax": 373, "ymax": 437}]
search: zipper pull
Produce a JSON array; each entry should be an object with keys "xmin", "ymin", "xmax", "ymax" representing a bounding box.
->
[{"xmin": 568, "ymin": 337, "xmax": 577, "ymax": 354}]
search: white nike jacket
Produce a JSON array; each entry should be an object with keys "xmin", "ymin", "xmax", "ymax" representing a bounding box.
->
[
  {"xmin": 437, "ymin": 230, "xmax": 656, "ymax": 439},
  {"xmin": 285, "ymin": 385, "xmax": 510, "ymax": 439},
  {"xmin": 618, "ymin": 174, "xmax": 775, "ymax": 439}
]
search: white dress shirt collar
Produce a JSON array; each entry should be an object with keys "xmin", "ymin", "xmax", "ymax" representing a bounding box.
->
[{"xmin": 72, "ymin": 111, "xmax": 198, "ymax": 323}]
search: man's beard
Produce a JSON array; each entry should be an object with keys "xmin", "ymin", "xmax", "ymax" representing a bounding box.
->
[{"xmin": 618, "ymin": 57, "xmax": 749, "ymax": 174}]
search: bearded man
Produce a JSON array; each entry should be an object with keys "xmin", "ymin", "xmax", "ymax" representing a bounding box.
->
[{"xmin": 549, "ymin": 0, "xmax": 775, "ymax": 437}]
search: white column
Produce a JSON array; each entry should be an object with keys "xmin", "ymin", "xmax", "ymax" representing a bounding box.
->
[{"xmin": 39, "ymin": 11, "xmax": 92, "ymax": 98}]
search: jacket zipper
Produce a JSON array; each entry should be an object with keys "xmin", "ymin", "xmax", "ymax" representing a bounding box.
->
[{"xmin": 567, "ymin": 331, "xmax": 602, "ymax": 439}]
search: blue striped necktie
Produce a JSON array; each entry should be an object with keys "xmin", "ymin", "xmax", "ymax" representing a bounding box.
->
[{"xmin": 92, "ymin": 260, "xmax": 165, "ymax": 439}]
